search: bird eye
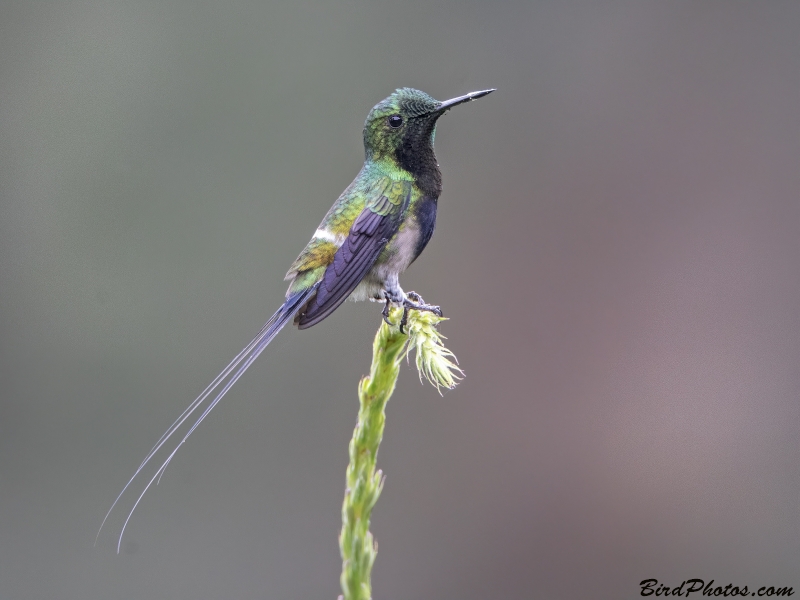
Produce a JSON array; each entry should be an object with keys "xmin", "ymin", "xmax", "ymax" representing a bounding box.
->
[{"xmin": 388, "ymin": 115, "xmax": 403, "ymax": 128}]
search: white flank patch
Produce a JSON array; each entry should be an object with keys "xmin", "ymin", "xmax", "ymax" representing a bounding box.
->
[{"xmin": 313, "ymin": 228, "xmax": 344, "ymax": 244}]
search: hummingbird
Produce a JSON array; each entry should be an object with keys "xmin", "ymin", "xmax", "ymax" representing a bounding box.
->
[{"xmin": 99, "ymin": 87, "xmax": 495, "ymax": 550}]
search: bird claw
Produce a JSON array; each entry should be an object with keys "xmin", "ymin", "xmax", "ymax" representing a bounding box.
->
[
  {"xmin": 381, "ymin": 299, "xmax": 394, "ymax": 326},
  {"xmin": 399, "ymin": 292, "xmax": 443, "ymax": 334},
  {"xmin": 382, "ymin": 292, "xmax": 443, "ymax": 334}
]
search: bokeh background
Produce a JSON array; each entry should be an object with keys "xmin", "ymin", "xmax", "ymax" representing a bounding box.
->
[{"xmin": 1, "ymin": 1, "xmax": 799, "ymax": 598}]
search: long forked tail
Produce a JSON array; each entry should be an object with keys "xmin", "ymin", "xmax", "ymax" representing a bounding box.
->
[{"xmin": 97, "ymin": 285, "xmax": 317, "ymax": 553}]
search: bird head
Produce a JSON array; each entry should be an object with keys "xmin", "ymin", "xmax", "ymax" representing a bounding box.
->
[{"xmin": 362, "ymin": 88, "xmax": 495, "ymax": 183}]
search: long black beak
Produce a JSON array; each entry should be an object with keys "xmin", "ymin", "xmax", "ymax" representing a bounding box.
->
[{"xmin": 434, "ymin": 88, "xmax": 496, "ymax": 114}]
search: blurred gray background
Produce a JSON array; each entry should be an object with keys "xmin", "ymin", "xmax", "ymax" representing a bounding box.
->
[{"xmin": 1, "ymin": 1, "xmax": 799, "ymax": 598}]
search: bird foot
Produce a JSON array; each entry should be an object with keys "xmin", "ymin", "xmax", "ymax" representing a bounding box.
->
[
  {"xmin": 399, "ymin": 292, "xmax": 442, "ymax": 334},
  {"xmin": 382, "ymin": 292, "xmax": 442, "ymax": 334}
]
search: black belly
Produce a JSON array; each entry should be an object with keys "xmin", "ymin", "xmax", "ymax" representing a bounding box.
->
[{"xmin": 411, "ymin": 196, "xmax": 438, "ymax": 264}]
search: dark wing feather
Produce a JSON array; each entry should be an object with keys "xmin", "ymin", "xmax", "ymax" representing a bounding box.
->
[
  {"xmin": 297, "ymin": 181, "xmax": 411, "ymax": 329},
  {"xmin": 297, "ymin": 210, "xmax": 392, "ymax": 329}
]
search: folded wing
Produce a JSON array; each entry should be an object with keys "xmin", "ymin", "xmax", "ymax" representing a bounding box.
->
[{"xmin": 297, "ymin": 179, "xmax": 411, "ymax": 329}]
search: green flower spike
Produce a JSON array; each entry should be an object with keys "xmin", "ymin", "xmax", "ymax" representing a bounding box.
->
[{"xmin": 338, "ymin": 305, "xmax": 462, "ymax": 600}]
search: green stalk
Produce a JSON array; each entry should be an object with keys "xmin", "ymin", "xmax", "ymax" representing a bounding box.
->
[{"xmin": 338, "ymin": 306, "xmax": 462, "ymax": 600}]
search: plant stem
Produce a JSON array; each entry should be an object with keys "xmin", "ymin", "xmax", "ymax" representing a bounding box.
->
[
  {"xmin": 338, "ymin": 306, "xmax": 461, "ymax": 600},
  {"xmin": 339, "ymin": 314, "xmax": 406, "ymax": 600}
]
